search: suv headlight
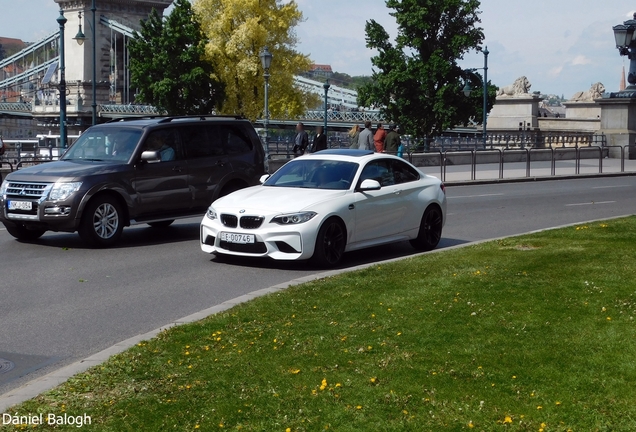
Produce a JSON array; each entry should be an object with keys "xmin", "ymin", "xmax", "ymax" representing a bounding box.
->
[
  {"xmin": 272, "ymin": 211, "xmax": 317, "ymax": 225},
  {"xmin": 48, "ymin": 182, "xmax": 83, "ymax": 201},
  {"xmin": 206, "ymin": 207, "xmax": 218, "ymax": 220},
  {"xmin": 0, "ymin": 180, "xmax": 7, "ymax": 197}
]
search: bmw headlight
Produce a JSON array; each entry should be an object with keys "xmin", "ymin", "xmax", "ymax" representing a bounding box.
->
[
  {"xmin": 272, "ymin": 211, "xmax": 317, "ymax": 225},
  {"xmin": 48, "ymin": 182, "xmax": 82, "ymax": 201},
  {"xmin": 206, "ymin": 206, "xmax": 218, "ymax": 220}
]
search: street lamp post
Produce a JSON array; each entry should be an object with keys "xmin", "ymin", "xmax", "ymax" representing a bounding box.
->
[
  {"xmin": 57, "ymin": 9, "xmax": 68, "ymax": 148},
  {"xmin": 73, "ymin": 0, "xmax": 97, "ymax": 125},
  {"xmin": 613, "ymin": 13, "xmax": 636, "ymax": 91},
  {"xmin": 323, "ymin": 79, "xmax": 330, "ymax": 133},
  {"xmin": 462, "ymin": 46, "xmax": 489, "ymax": 148},
  {"xmin": 259, "ymin": 46, "xmax": 273, "ymax": 173}
]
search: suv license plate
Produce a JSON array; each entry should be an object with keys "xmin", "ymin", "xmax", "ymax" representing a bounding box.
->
[
  {"xmin": 221, "ymin": 232, "xmax": 255, "ymax": 244},
  {"xmin": 8, "ymin": 200, "xmax": 33, "ymax": 211}
]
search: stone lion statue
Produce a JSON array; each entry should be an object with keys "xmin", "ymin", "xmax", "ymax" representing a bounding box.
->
[
  {"xmin": 570, "ymin": 82, "xmax": 605, "ymax": 102},
  {"xmin": 497, "ymin": 76, "xmax": 531, "ymax": 97}
]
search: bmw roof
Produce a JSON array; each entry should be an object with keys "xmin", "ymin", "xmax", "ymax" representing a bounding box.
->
[{"xmin": 315, "ymin": 149, "xmax": 374, "ymax": 157}]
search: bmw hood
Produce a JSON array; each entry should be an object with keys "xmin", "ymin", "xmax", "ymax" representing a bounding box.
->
[{"xmin": 213, "ymin": 185, "xmax": 349, "ymax": 214}]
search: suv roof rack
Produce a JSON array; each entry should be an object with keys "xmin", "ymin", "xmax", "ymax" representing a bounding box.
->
[
  {"xmin": 104, "ymin": 114, "xmax": 246, "ymax": 124},
  {"xmin": 156, "ymin": 114, "xmax": 246, "ymax": 124},
  {"xmin": 105, "ymin": 116, "xmax": 162, "ymax": 123}
]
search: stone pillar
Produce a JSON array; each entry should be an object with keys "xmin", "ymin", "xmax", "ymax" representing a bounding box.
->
[
  {"xmin": 597, "ymin": 96, "xmax": 636, "ymax": 159},
  {"xmin": 487, "ymin": 95, "xmax": 541, "ymax": 131}
]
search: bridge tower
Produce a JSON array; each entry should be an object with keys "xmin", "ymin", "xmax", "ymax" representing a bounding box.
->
[{"xmin": 41, "ymin": 0, "xmax": 172, "ymax": 126}]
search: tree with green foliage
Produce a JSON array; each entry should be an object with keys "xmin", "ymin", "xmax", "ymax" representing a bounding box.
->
[
  {"xmin": 128, "ymin": 0, "xmax": 224, "ymax": 116},
  {"xmin": 358, "ymin": 0, "xmax": 496, "ymax": 138}
]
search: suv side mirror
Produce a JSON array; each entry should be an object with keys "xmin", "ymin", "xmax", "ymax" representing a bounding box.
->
[
  {"xmin": 141, "ymin": 150, "xmax": 161, "ymax": 164},
  {"xmin": 259, "ymin": 174, "xmax": 270, "ymax": 184},
  {"xmin": 358, "ymin": 179, "xmax": 381, "ymax": 191}
]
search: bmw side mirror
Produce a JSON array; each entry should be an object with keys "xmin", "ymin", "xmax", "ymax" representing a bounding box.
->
[
  {"xmin": 259, "ymin": 174, "xmax": 270, "ymax": 184},
  {"xmin": 358, "ymin": 179, "xmax": 381, "ymax": 191},
  {"xmin": 140, "ymin": 150, "xmax": 161, "ymax": 164}
]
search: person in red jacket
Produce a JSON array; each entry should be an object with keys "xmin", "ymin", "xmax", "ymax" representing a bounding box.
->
[{"xmin": 374, "ymin": 123, "xmax": 386, "ymax": 152}]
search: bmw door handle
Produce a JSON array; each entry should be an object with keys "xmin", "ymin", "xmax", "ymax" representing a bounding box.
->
[{"xmin": 393, "ymin": 190, "xmax": 402, "ymax": 195}]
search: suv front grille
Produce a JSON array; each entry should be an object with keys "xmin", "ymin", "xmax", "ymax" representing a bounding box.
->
[
  {"xmin": 5, "ymin": 181, "xmax": 50, "ymax": 199},
  {"xmin": 240, "ymin": 216, "xmax": 264, "ymax": 229},
  {"xmin": 221, "ymin": 214, "xmax": 238, "ymax": 228}
]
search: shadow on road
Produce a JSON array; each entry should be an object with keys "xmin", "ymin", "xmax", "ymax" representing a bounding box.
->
[
  {"xmin": 209, "ymin": 237, "xmax": 470, "ymax": 271},
  {"xmin": 17, "ymin": 223, "xmax": 201, "ymax": 250}
]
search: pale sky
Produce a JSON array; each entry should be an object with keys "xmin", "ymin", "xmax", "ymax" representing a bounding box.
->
[{"xmin": 1, "ymin": 0, "xmax": 634, "ymax": 98}]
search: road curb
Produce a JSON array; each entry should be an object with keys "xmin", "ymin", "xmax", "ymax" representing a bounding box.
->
[
  {"xmin": 1, "ymin": 213, "xmax": 634, "ymax": 412},
  {"xmin": 443, "ymin": 171, "xmax": 636, "ymax": 186}
]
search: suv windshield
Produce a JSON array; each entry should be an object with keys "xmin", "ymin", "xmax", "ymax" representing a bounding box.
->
[
  {"xmin": 61, "ymin": 128, "xmax": 142, "ymax": 162},
  {"xmin": 264, "ymin": 159, "xmax": 358, "ymax": 190}
]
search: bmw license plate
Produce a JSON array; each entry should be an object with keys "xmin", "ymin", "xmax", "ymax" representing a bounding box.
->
[
  {"xmin": 8, "ymin": 200, "xmax": 33, "ymax": 211},
  {"xmin": 221, "ymin": 232, "xmax": 255, "ymax": 244}
]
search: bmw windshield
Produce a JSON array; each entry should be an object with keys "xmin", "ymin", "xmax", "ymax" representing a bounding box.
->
[
  {"xmin": 264, "ymin": 159, "xmax": 358, "ymax": 190},
  {"xmin": 61, "ymin": 128, "xmax": 142, "ymax": 162}
]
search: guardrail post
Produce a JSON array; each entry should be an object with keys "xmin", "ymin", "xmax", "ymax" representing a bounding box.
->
[
  {"xmin": 525, "ymin": 148, "xmax": 531, "ymax": 177},
  {"xmin": 471, "ymin": 150, "xmax": 476, "ymax": 181},
  {"xmin": 498, "ymin": 148, "xmax": 503, "ymax": 179},
  {"xmin": 575, "ymin": 148, "xmax": 580, "ymax": 175},
  {"xmin": 550, "ymin": 148, "xmax": 556, "ymax": 176}
]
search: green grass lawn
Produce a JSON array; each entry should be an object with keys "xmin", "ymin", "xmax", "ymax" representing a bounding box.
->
[{"xmin": 4, "ymin": 217, "xmax": 636, "ymax": 431}]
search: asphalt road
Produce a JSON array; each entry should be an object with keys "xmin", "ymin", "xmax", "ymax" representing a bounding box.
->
[{"xmin": 1, "ymin": 175, "xmax": 635, "ymax": 395}]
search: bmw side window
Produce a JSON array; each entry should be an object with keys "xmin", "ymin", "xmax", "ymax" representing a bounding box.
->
[
  {"xmin": 359, "ymin": 160, "xmax": 394, "ymax": 187},
  {"xmin": 391, "ymin": 160, "xmax": 419, "ymax": 184},
  {"xmin": 223, "ymin": 126, "xmax": 253, "ymax": 154}
]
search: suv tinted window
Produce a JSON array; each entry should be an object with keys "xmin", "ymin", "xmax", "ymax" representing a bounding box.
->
[
  {"xmin": 143, "ymin": 128, "xmax": 180, "ymax": 161},
  {"xmin": 180, "ymin": 125, "xmax": 224, "ymax": 158},
  {"xmin": 222, "ymin": 125, "xmax": 253, "ymax": 154}
]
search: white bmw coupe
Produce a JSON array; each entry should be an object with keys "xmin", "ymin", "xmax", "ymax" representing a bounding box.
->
[{"xmin": 200, "ymin": 149, "xmax": 446, "ymax": 267}]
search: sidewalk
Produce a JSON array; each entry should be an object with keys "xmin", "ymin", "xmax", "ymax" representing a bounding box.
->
[{"xmin": 418, "ymin": 158, "xmax": 636, "ymax": 183}]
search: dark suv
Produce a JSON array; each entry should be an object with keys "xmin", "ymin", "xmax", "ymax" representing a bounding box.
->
[{"xmin": 0, "ymin": 116, "xmax": 265, "ymax": 246}]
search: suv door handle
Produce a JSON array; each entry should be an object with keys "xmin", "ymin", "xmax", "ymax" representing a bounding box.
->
[
  {"xmin": 172, "ymin": 166, "xmax": 184, "ymax": 173},
  {"xmin": 216, "ymin": 160, "xmax": 228, "ymax": 167}
]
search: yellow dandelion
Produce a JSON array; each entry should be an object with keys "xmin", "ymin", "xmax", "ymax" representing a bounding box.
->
[
  {"xmin": 290, "ymin": 368, "xmax": 301, "ymax": 374},
  {"xmin": 335, "ymin": 383, "xmax": 342, "ymax": 388},
  {"xmin": 607, "ymin": 317, "xmax": 612, "ymax": 321},
  {"xmin": 556, "ymin": 401, "xmax": 562, "ymax": 406},
  {"xmin": 356, "ymin": 405, "xmax": 362, "ymax": 410},
  {"xmin": 503, "ymin": 415, "xmax": 512, "ymax": 424},
  {"xmin": 602, "ymin": 307, "xmax": 607, "ymax": 312},
  {"xmin": 402, "ymin": 409, "xmax": 408, "ymax": 415},
  {"xmin": 367, "ymin": 345, "xmax": 372, "ymax": 350},
  {"xmin": 468, "ymin": 420, "xmax": 475, "ymax": 428},
  {"xmin": 512, "ymin": 375, "xmax": 516, "ymax": 379},
  {"xmin": 195, "ymin": 425, "xmax": 200, "ymax": 429},
  {"xmin": 537, "ymin": 405, "xmax": 543, "ymax": 410},
  {"xmin": 185, "ymin": 351, "xmax": 190, "ymax": 355},
  {"xmin": 312, "ymin": 389, "xmax": 317, "ymax": 395},
  {"xmin": 370, "ymin": 377, "xmax": 377, "ymax": 384},
  {"xmin": 286, "ymin": 429, "xmax": 291, "ymax": 432},
  {"xmin": 541, "ymin": 422, "xmax": 547, "ymax": 428},
  {"xmin": 397, "ymin": 332, "xmax": 402, "ymax": 336}
]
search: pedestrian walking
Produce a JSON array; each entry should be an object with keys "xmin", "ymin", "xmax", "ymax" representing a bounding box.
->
[
  {"xmin": 348, "ymin": 124, "xmax": 360, "ymax": 149},
  {"xmin": 357, "ymin": 121, "xmax": 374, "ymax": 151},
  {"xmin": 310, "ymin": 126, "xmax": 328, "ymax": 153},
  {"xmin": 374, "ymin": 123, "xmax": 386, "ymax": 152},
  {"xmin": 384, "ymin": 124, "xmax": 401, "ymax": 154},
  {"xmin": 292, "ymin": 122, "xmax": 309, "ymax": 156}
]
